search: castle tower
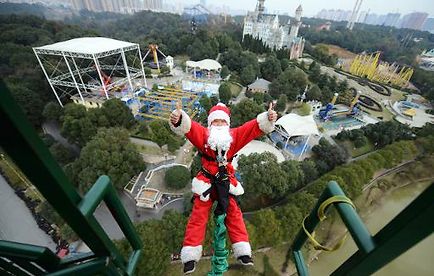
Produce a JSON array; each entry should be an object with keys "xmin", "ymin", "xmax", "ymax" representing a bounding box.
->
[
  {"xmin": 289, "ymin": 5, "xmax": 302, "ymax": 42},
  {"xmin": 255, "ymin": 0, "xmax": 265, "ymax": 16}
]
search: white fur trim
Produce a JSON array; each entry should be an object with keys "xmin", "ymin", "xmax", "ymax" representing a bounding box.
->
[
  {"xmin": 191, "ymin": 177, "xmax": 211, "ymax": 201},
  {"xmin": 229, "ymin": 182, "xmax": 244, "ymax": 196},
  {"xmin": 170, "ymin": 110, "xmax": 191, "ymax": 136},
  {"xmin": 208, "ymin": 110, "xmax": 230, "ymax": 126},
  {"xmin": 181, "ymin": 245, "xmax": 203, "ymax": 263},
  {"xmin": 232, "ymin": 241, "xmax": 251, "ymax": 258},
  {"xmin": 256, "ymin": 112, "xmax": 275, "ymax": 134}
]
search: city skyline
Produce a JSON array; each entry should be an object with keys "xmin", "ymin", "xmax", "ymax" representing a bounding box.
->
[{"xmin": 181, "ymin": 0, "xmax": 434, "ymax": 17}]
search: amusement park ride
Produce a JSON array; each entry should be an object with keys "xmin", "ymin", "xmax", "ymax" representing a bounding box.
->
[
  {"xmin": 349, "ymin": 52, "xmax": 413, "ymax": 88},
  {"xmin": 319, "ymin": 91, "xmax": 361, "ymax": 121},
  {"xmin": 141, "ymin": 44, "xmax": 166, "ymax": 73}
]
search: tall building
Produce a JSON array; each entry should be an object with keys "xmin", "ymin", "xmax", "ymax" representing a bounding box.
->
[
  {"xmin": 384, "ymin": 13, "xmax": 401, "ymax": 27},
  {"xmin": 243, "ymin": 0, "xmax": 304, "ymax": 59},
  {"xmin": 70, "ymin": 0, "xmax": 162, "ymax": 13},
  {"xmin": 400, "ymin": 12, "xmax": 428, "ymax": 30},
  {"xmin": 422, "ymin": 18, "xmax": 434, "ymax": 33}
]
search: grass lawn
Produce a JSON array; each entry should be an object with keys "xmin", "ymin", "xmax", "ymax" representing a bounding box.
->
[
  {"xmin": 339, "ymin": 140, "xmax": 374, "ymax": 158},
  {"xmin": 166, "ymin": 244, "xmax": 295, "ymax": 275},
  {"xmin": 229, "ymin": 82, "xmax": 243, "ymax": 98},
  {"xmin": 362, "ymin": 105, "xmax": 394, "ymax": 121},
  {"xmin": 134, "ymin": 144, "xmax": 165, "ymax": 155}
]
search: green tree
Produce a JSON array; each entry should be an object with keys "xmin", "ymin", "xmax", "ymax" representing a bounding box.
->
[
  {"xmin": 269, "ymin": 67, "xmax": 308, "ymax": 100},
  {"xmin": 165, "ymin": 166, "xmax": 190, "ymax": 189},
  {"xmin": 275, "ymin": 204, "xmax": 303, "ymax": 241},
  {"xmin": 61, "ymin": 103, "xmax": 97, "ymax": 146},
  {"xmin": 42, "ymin": 102, "xmax": 63, "ymax": 122},
  {"xmin": 218, "ymin": 82, "xmax": 232, "ymax": 104},
  {"xmin": 9, "ymin": 84, "xmax": 44, "ymax": 126},
  {"xmin": 230, "ymin": 99, "xmax": 264, "ymax": 127},
  {"xmin": 118, "ymin": 220, "xmax": 171, "ymax": 276},
  {"xmin": 240, "ymin": 64, "xmax": 256, "ymax": 86},
  {"xmin": 238, "ymin": 152, "xmax": 289, "ymax": 199},
  {"xmin": 49, "ymin": 142, "xmax": 75, "ymax": 166},
  {"xmin": 260, "ymin": 55, "xmax": 282, "ymax": 81},
  {"xmin": 149, "ymin": 120, "xmax": 181, "ymax": 152},
  {"xmin": 70, "ymin": 128, "xmax": 144, "ymax": 192},
  {"xmin": 250, "ymin": 209, "xmax": 282, "ymax": 248},
  {"xmin": 220, "ymin": 65, "xmax": 230, "ymax": 79},
  {"xmin": 306, "ymin": 85, "xmax": 321, "ymax": 101},
  {"xmin": 280, "ymin": 160, "xmax": 303, "ymax": 192},
  {"xmin": 161, "ymin": 210, "xmax": 188, "ymax": 253},
  {"xmin": 275, "ymin": 94, "xmax": 287, "ymax": 112},
  {"xmin": 300, "ymin": 159, "xmax": 319, "ymax": 185},
  {"xmin": 101, "ymin": 99, "xmax": 135, "ymax": 129}
]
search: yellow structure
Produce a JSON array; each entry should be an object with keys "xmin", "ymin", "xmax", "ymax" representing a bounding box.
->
[
  {"xmin": 137, "ymin": 87, "xmax": 199, "ymax": 120},
  {"xmin": 349, "ymin": 52, "xmax": 413, "ymax": 88}
]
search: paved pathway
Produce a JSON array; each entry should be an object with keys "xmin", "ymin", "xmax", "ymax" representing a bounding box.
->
[{"xmin": 0, "ymin": 175, "xmax": 56, "ymax": 250}]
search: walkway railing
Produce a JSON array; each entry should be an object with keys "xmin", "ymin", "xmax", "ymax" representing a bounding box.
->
[
  {"xmin": 0, "ymin": 80, "xmax": 142, "ymax": 275},
  {"xmin": 291, "ymin": 181, "xmax": 434, "ymax": 276}
]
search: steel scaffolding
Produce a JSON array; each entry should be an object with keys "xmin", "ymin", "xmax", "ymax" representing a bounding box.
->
[{"xmin": 33, "ymin": 38, "xmax": 147, "ymax": 107}]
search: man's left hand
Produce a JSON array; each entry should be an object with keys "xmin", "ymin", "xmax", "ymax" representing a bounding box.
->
[{"xmin": 268, "ymin": 102, "xmax": 277, "ymax": 122}]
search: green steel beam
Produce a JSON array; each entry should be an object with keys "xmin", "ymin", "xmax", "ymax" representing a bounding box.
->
[
  {"xmin": 332, "ymin": 182, "xmax": 434, "ymax": 276},
  {"xmin": 0, "ymin": 80, "xmax": 142, "ymax": 275},
  {"xmin": 0, "ymin": 81, "xmax": 111, "ymax": 257},
  {"xmin": 326, "ymin": 182, "xmax": 376, "ymax": 254},
  {"xmin": 291, "ymin": 181, "xmax": 375, "ymax": 276},
  {"xmin": 9, "ymin": 259, "xmax": 44, "ymax": 275},
  {"xmin": 47, "ymin": 258, "xmax": 108, "ymax": 276},
  {"xmin": 0, "ymin": 240, "xmax": 59, "ymax": 271},
  {"xmin": 0, "ymin": 258, "xmax": 28, "ymax": 275}
]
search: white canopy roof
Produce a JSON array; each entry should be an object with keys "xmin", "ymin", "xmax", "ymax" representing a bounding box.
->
[
  {"xmin": 276, "ymin": 113, "xmax": 320, "ymax": 137},
  {"xmin": 186, "ymin": 59, "xmax": 222, "ymax": 71},
  {"xmin": 232, "ymin": 140, "xmax": 285, "ymax": 169},
  {"xmin": 34, "ymin": 37, "xmax": 137, "ymax": 55}
]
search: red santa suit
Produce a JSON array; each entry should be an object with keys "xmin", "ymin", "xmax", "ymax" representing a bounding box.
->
[{"xmin": 170, "ymin": 103, "xmax": 275, "ymax": 264}]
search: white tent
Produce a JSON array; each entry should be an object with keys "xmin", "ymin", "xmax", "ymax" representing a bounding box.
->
[
  {"xmin": 185, "ymin": 59, "xmax": 222, "ymax": 71},
  {"xmin": 276, "ymin": 113, "xmax": 319, "ymax": 137},
  {"xmin": 232, "ymin": 140, "xmax": 285, "ymax": 169},
  {"xmin": 35, "ymin": 37, "xmax": 138, "ymax": 56}
]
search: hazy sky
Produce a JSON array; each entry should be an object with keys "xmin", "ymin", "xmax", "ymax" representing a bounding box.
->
[{"xmin": 184, "ymin": 0, "xmax": 434, "ymax": 17}]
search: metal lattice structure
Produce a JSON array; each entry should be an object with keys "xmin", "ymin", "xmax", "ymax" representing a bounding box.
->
[
  {"xmin": 33, "ymin": 37, "xmax": 147, "ymax": 107},
  {"xmin": 349, "ymin": 52, "xmax": 413, "ymax": 88},
  {"xmin": 136, "ymin": 87, "xmax": 199, "ymax": 120}
]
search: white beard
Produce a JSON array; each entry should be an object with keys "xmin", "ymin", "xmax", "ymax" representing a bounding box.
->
[{"xmin": 207, "ymin": 125, "xmax": 232, "ymax": 151}]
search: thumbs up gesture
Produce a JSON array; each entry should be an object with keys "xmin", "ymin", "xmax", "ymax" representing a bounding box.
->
[
  {"xmin": 170, "ymin": 101, "xmax": 182, "ymax": 125},
  {"xmin": 268, "ymin": 102, "xmax": 277, "ymax": 122}
]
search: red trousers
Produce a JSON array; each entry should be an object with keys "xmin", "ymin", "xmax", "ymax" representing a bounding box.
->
[{"xmin": 183, "ymin": 194, "xmax": 249, "ymax": 247}]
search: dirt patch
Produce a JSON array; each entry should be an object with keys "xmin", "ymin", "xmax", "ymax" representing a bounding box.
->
[{"xmin": 319, "ymin": 44, "xmax": 357, "ymax": 59}]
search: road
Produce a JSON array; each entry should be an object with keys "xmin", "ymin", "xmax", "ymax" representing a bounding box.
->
[
  {"xmin": 42, "ymin": 121, "xmax": 80, "ymax": 154},
  {"xmin": 0, "ymin": 174, "xmax": 56, "ymax": 251}
]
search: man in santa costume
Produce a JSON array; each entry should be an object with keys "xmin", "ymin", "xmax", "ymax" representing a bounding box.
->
[{"xmin": 170, "ymin": 102, "xmax": 277, "ymax": 274}]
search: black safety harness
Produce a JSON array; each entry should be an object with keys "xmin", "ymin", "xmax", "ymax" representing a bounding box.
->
[{"xmin": 197, "ymin": 150, "xmax": 237, "ymax": 215}]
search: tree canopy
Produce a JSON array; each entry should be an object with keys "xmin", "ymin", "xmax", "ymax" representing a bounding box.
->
[
  {"xmin": 165, "ymin": 166, "xmax": 190, "ymax": 190},
  {"xmin": 69, "ymin": 127, "xmax": 144, "ymax": 192}
]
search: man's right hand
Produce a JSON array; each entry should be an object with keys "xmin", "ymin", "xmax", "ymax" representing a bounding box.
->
[{"xmin": 170, "ymin": 101, "xmax": 182, "ymax": 125}]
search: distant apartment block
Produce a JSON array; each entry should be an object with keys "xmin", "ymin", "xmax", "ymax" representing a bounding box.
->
[
  {"xmin": 400, "ymin": 12, "xmax": 429, "ymax": 30},
  {"xmin": 70, "ymin": 0, "xmax": 163, "ymax": 14}
]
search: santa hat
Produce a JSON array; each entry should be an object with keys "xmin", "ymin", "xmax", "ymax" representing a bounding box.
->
[{"xmin": 208, "ymin": 103, "xmax": 230, "ymax": 127}]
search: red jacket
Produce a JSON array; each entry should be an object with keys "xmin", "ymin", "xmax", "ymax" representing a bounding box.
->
[{"xmin": 170, "ymin": 110, "xmax": 274, "ymax": 201}]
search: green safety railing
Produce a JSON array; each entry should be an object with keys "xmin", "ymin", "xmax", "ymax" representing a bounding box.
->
[
  {"xmin": 291, "ymin": 181, "xmax": 434, "ymax": 276},
  {"xmin": 0, "ymin": 80, "xmax": 142, "ymax": 275}
]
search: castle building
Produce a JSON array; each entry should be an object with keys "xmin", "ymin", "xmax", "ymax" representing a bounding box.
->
[{"xmin": 242, "ymin": 0, "xmax": 305, "ymax": 59}]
